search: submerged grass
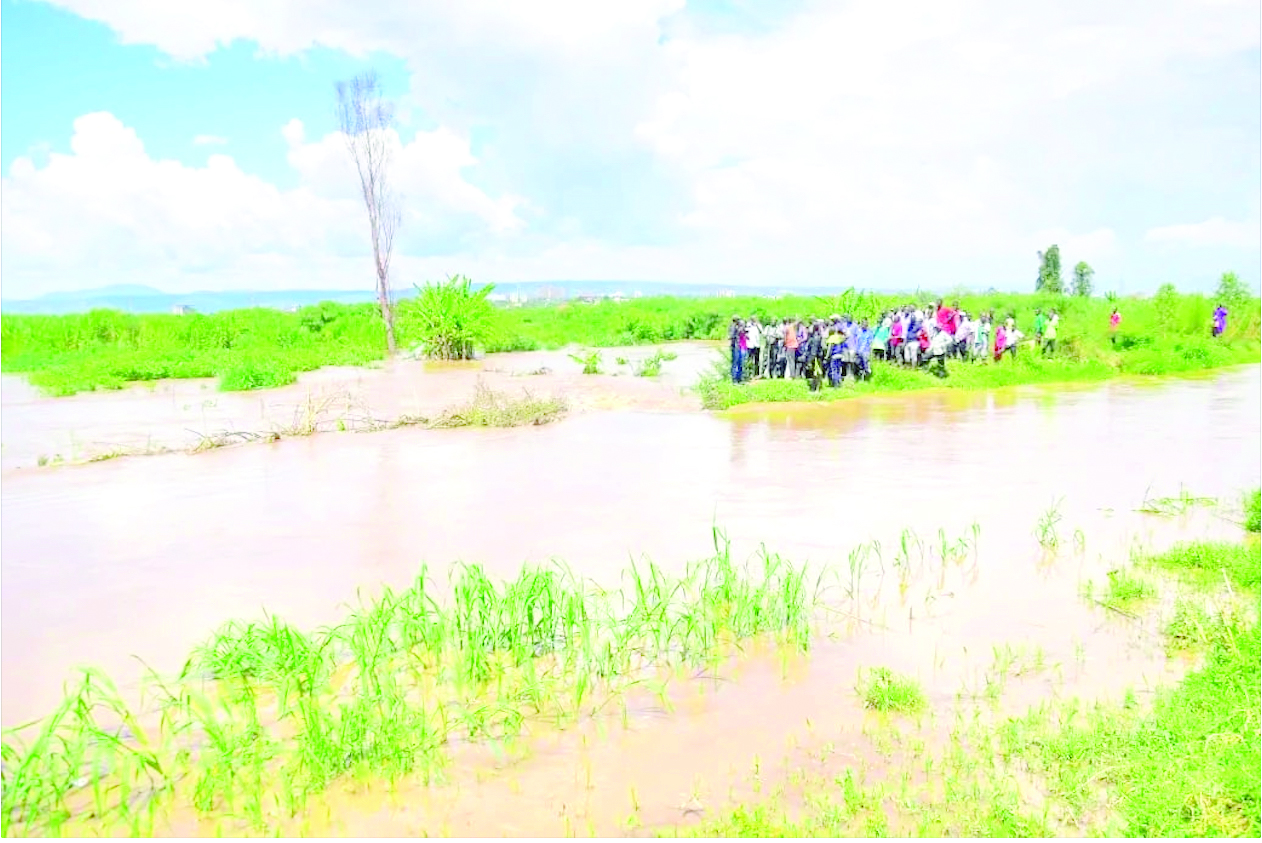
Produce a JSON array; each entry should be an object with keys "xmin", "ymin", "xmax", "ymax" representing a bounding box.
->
[
  {"xmin": 0, "ymin": 533, "xmax": 818, "ymax": 836},
  {"xmin": 1142, "ymin": 540, "xmax": 1261, "ymax": 593},
  {"xmin": 26, "ymin": 383, "xmax": 567, "ymax": 468},
  {"xmin": 422, "ymin": 381, "xmax": 566, "ymax": 428},
  {"xmin": 684, "ymin": 539, "xmax": 1260, "ymax": 839},
  {"xmin": 856, "ymin": 668, "xmax": 927, "ymax": 714}
]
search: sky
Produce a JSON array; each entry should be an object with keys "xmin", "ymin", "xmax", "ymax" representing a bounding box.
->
[{"xmin": 1, "ymin": 0, "xmax": 1259, "ymax": 300}]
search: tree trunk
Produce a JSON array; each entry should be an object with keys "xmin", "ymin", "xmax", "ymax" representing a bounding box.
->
[{"xmin": 376, "ymin": 271, "xmax": 396, "ymax": 355}]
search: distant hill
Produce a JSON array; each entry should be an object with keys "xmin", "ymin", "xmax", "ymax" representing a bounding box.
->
[{"xmin": 0, "ymin": 281, "xmax": 878, "ymax": 315}]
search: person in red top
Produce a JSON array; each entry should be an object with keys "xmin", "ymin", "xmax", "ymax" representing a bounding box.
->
[{"xmin": 936, "ymin": 299, "xmax": 959, "ymax": 337}]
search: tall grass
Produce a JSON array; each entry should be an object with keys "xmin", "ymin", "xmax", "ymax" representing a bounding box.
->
[
  {"xmin": 3, "ymin": 287, "xmax": 1257, "ymax": 396},
  {"xmin": 0, "ymin": 535, "xmax": 817, "ymax": 836}
]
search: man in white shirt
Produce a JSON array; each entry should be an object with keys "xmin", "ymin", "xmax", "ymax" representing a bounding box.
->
[
  {"xmin": 745, "ymin": 318, "xmax": 762, "ymax": 378},
  {"xmin": 928, "ymin": 325, "xmax": 952, "ymax": 377}
]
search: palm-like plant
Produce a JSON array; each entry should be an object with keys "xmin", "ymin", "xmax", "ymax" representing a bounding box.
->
[{"xmin": 411, "ymin": 275, "xmax": 496, "ymax": 360}]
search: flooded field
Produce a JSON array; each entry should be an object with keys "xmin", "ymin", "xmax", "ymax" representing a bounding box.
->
[
  {"xmin": 1, "ymin": 358, "xmax": 1258, "ymax": 836},
  {"xmin": 0, "ymin": 343, "xmax": 720, "ymax": 471}
]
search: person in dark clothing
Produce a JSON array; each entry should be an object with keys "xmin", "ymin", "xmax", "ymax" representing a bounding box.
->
[
  {"xmin": 728, "ymin": 316, "xmax": 743, "ymax": 383},
  {"xmin": 805, "ymin": 324, "xmax": 827, "ymax": 392}
]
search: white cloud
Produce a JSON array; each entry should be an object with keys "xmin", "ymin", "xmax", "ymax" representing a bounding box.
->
[
  {"xmin": 1145, "ymin": 217, "xmax": 1260, "ymax": 249},
  {"xmin": 192, "ymin": 134, "xmax": 228, "ymax": 146},
  {"xmin": 6, "ymin": 0, "xmax": 1260, "ymax": 296},
  {"xmin": 0, "ymin": 112, "xmax": 524, "ymax": 298}
]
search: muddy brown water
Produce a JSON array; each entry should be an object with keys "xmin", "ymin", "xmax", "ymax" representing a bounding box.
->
[{"xmin": 1, "ymin": 355, "xmax": 1259, "ymax": 835}]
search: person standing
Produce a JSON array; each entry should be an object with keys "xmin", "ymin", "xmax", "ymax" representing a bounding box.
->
[
  {"xmin": 784, "ymin": 319, "xmax": 800, "ymax": 379},
  {"xmin": 974, "ymin": 313, "xmax": 992, "ymax": 360},
  {"xmin": 728, "ymin": 316, "xmax": 744, "ymax": 383},
  {"xmin": 873, "ymin": 312, "xmax": 891, "ymax": 362},
  {"xmin": 805, "ymin": 323, "xmax": 826, "ymax": 392},
  {"xmin": 856, "ymin": 318, "xmax": 874, "ymax": 380},
  {"xmin": 1109, "ymin": 307, "xmax": 1121, "ymax": 344},
  {"xmin": 1033, "ymin": 308, "xmax": 1047, "ymax": 350},
  {"xmin": 745, "ymin": 317, "xmax": 762, "ymax": 379},
  {"xmin": 1043, "ymin": 310, "xmax": 1059, "ymax": 356},
  {"xmin": 760, "ymin": 319, "xmax": 775, "ymax": 378},
  {"xmin": 1212, "ymin": 304, "xmax": 1228, "ymax": 338},
  {"xmin": 826, "ymin": 320, "xmax": 846, "ymax": 387}
]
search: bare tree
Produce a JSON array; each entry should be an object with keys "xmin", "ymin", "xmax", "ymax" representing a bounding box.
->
[{"xmin": 336, "ymin": 71, "xmax": 400, "ymax": 354}]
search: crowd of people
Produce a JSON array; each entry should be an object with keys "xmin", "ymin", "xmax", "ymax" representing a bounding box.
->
[
  {"xmin": 729, "ymin": 298, "xmax": 1235, "ymax": 389},
  {"xmin": 726, "ymin": 300, "xmax": 1066, "ymax": 389}
]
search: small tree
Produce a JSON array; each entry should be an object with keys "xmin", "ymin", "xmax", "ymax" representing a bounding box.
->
[
  {"xmin": 1072, "ymin": 261, "xmax": 1094, "ymax": 297},
  {"xmin": 1036, "ymin": 246, "xmax": 1064, "ymax": 294},
  {"xmin": 1153, "ymin": 282, "xmax": 1180, "ymax": 331},
  {"xmin": 336, "ymin": 71, "xmax": 401, "ymax": 355},
  {"xmin": 1214, "ymin": 271, "xmax": 1250, "ymax": 310}
]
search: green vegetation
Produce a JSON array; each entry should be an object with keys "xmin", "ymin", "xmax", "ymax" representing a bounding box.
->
[
  {"xmin": 410, "ymin": 275, "xmax": 495, "ymax": 360},
  {"xmin": 635, "ymin": 348, "xmax": 678, "ymax": 377},
  {"xmin": 1245, "ymin": 488, "xmax": 1260, "ymax": 533},
  {"xmin": 1102, "ymin": 567, "xmax": 1157, "ymax": 608},
  {"xmin": 3, "ymin": 283, "xmax": 1256, "ymax": 397},
  {"xmin": 0, "ymin": 536, "xmax": 816, "ymax": 836},
  {"xmin": 1143, "ymin": 540, "xmax": 1261, "ymax": 592},
  {"xmin": 568, "ymin": 349, "xmax": 603, "ymax": 374},
  {"xmin": 686, "ymin": 539, "xmax": 1260, "ymax": 839},
  {"xmin": 856, "ymin": 667, "xmax": 926, "ymax": 714},
  {"xmin": 1136, "ymin": 486, "xmax": 1218, "ymax": 517}
]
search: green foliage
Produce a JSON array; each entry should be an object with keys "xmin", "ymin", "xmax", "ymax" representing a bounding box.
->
[
  {"xmin": 1072, "ymin": 261, "xmax": 1094, "ymax": 297},
  {"xmin": 1102, "ymin": 568, "xmax": 1156, "ymax": 608},
  {"xmin": 1006, "ymin": 612, "xmax": 1259, "ymax": 837},
  {"xmin": 1215, "ymin": 271, "xmax": 1252, "ymax": 312},
  {"xmin": 1037, "ymin": 245, "xmax": 1064, "ymax": 294},
  {"xmin": 1246, "ymin": 489, "xmax": 1261, "ymax": 533},
  {"xmin": 568, "ymin": 350, "xmax": 602, "ymax": 374},
  {"xmin": 857, "ymin": 667, "xmax": 926, "ymax": 713},
  {"xmin": 1152, "ymin": 282, "xmax": 1181, "ymax": 331},
  {"xmin": 407, "ymin": 275, "xmax": 495, "ymax": 360},
  {"xmin": 3, "ymin": 284, "xmax": 1259, "ymax": 397},
  {"xmin": 635, "ymin": 348, "xmax": 677, "ymax": 377},
  {"xmin": 1, "ymin": 537, "xmax": 816, "ymax": 835},
  {"xmin": 1143, "ymin": 540, "xmax": 1261, "ymax": 592}
]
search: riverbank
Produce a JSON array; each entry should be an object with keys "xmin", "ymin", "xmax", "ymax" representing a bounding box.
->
[
  {"xmin": 699, "ymin": 339, "xmax": 1260, "ymax": 409},
  {"xmin": 3, "ymin": 288, "xmax": 1257, "ymax": 397}
]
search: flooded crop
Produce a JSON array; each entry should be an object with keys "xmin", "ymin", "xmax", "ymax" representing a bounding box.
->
[{"xmin": 1, "ymin": 533, "xmax": 821, "ymax": 836}]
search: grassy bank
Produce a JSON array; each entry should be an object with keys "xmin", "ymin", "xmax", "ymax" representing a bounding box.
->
[
  {"xmin": 0, "ymin": 535, "xmax": 816, "ymax": 836},
  {"xmin": 3, "ymin": 287, "xmax": 1257, "ymax": 396},
  {"xmin": 685, "ymin": 538, "xmax": 1261, "ymax": 838},
  {"xmin": 700, "ymin": 339, "xmax": 1260, "ymax": 409}
]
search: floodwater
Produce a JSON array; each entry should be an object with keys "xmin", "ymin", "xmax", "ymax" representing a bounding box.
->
[
  {"xmin": 0, "ymin": 343, "xmax": 719, "ymax": 471},
  {"xmin": 1, "ymin": 356, "xmax": 1259, "ymax": 835}
]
